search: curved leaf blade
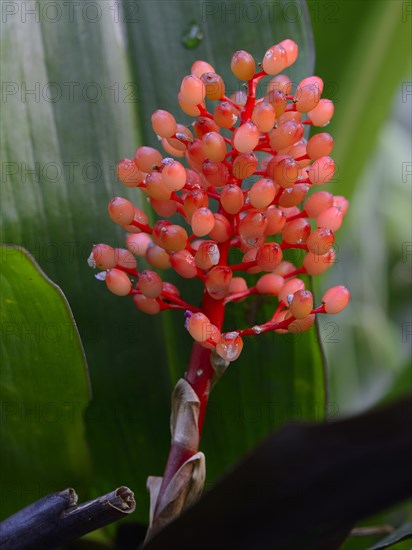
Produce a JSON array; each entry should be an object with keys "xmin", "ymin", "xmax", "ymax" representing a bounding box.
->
[{"xmin": 0, "ymin": 246, "xmax": 90, "ymax": 519}]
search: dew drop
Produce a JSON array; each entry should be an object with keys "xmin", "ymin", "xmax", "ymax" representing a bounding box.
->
[
  {"xmin": 95, "ymin": 271, "xmax": 107, "ymax": 281},
  {"xmin": 87, "ymin": 251, "xmax": 96, "ymax": 269},
  {"xmin": 196, "ymin": 369, "xmax": 203, "ymax": 376},
  {"xmin": 252, "ymin": 325, "xmax": 263, "ymax": 334},
  {"xmin": 181, "ymin": 21, "xmax": 203, "ymax": 49}
]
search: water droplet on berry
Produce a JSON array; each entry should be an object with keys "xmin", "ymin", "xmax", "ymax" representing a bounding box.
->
[
  {"xmin": 181, "ymin": 21, "xmax": 203, "ymax": 49},
  {"xmin": 216, "ymin": 332, "xmax": 243, "ymax": 362}
]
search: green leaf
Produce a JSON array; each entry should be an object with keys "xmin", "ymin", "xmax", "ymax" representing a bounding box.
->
[
  {"xmin": 0, "ymin": 246, "xmax": 90, "ymax": 520},
  {"xmin": 307, "ymin": 0, "xmax": 411, "ymax": 200},
  {"xmin": 367, "ymin": 523, "xmax": 412, "ymax": 550},
  {"xmin": 0, "ymin": 0, "xmax": 320, "ymax": 524}
]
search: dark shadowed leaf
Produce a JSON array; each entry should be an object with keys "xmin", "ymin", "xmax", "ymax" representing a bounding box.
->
[
  {"xmin": 144, "ymin": 397, "xmax": 412, "ymax": 550},
  {"xmin": 367, "ymin": 522, "xmax": 412, "ymax": 550}
]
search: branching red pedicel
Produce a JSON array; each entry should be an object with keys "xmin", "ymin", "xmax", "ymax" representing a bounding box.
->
[{"xmin": 88, "ymin": 39, "xmax": 350, "ymax": 538}]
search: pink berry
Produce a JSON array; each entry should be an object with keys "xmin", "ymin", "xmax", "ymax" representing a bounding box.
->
[
  {"xmin": 287, "ymin": 313, "xmax": 315, "ymax": 334},
  {"xmin": 252, "ymin": 102, "xmax": 276, "ymax": 133},
  {"xmin": 232, "ymin": 152, "xmax": 258, "ymax": 180},
  {"xmin": 256, "ymin": 242, "xmax": 283, "ymax": 271},
  {"xmin": 183, "ymin": 189, "xmax": 209, "ymax": 221},
  {"xmin": 278, "ymin": 278, "xmax": 305, "ymax": 305},
  {"xmin": 161, "ymin": 160, "xmax": 187, "ymax": 191},
  {"xmin": 134, "ymin": 146, "xmax": 163, "ymax": 172},
  {"xmin": 145, "ymin": 171, "xmax": 172, "ymax": 200},
  {"xmin": 256, "ymin": 273, "xmax": 284, "ymax": 295},
  {"xmin": 133, "ymin": 294, "xmax": 160, "ymax": 315},
  {"xmin": 306, "ymin": 227, "xmax": 334, "ymax": 255},
  {"xmin": 308, "ymin": 156, "xmax": 336, "ymax": 185},
  {"xmin": 317, "ymin": 206, "xmax": 343, "ymax": 232},
  {"xmin": 170, "ymin": 250, "xmax": 198, "ymax": 279},
  {"xmin": 262, "ymin": 44, "xmax": 287, "ymax": 75},
  {"xmin": 202, "ymin": 132, "xmax": 227, "ymax": 162},
  {"xmin": 209, "ymin": 214, "xmax": 231, "ymax": 243},
  {"xmin": 278, "ymin": 39, "xmax": 299, "ymax": 66},
  {"xmin": 264, "ymin": 206, "xmax": 287, "ymax": 235},
  {"xmin": 322, "ymin": 285, "xmax": 350, "ymax": 313},
  {"xmin": 233, "ymin": 122, "xmax": 260, "ymax": 153},
  {"xmin": 267, "ymin": 74, "xmax": 292, "ymax": 96},
  {"xmin": 220, "ymin": 184, "xmax": 245, "ymax": 214},
  {"xmin": 117, "ymin": 158, "xmax": 145, "ymax": 187},
  {"xmin": 90, "ymin": 244, "xmax": 116, "ymax": 270},
  {"xmin": 289, "ymin": 289, "xmax": 313, "ymax": 319},
  {"xmin": 126, "ymin": 233, "xmax": 152, "ymax": 258},
  {"xmin": 213, "ymin": 101, "xmax": 239, "ymax": 129},
  {"xmin": 333, "ymin": 195, "xmax": 350, "ymax": 216},
  {"xmin": 152, "ymin": 221, "xmax": 188, "ymax": 252},
  {"xmin": 294, "ymin": 82, "xmax": 321, "ymax": 113},
  {"xmin": 303, "ymin": 249, "xmax": 336, "ymax": 275},
  {"xmin": 186, "ymin": 312, "xmax": 219, "ymax": 343},
  {"xmin": 306, "ymin": 133, "xmax": 334, "ymax": 160},
  {"xmin": 106, "ymin": 268, "xmax": 132, "ymax": 296},
  {"xmin": 231, "ymin": 50, "xmax": 256, "ymax": 81},
  {"xmin": 201, "ymin": 72, "xmax": 225, "ymax": 100},
  {"xmin": 228, "ymin": 277, "xmax": 248, "ymax": 294},
  {"xmin": 146, "ymin": 244, "xmax": 171, "ymax": 270},
  {"xmin": 239, "ymin": 210, "xmax": 268, "ymax": 240},
  {"xmin": 195, "ymin": 241, "xmax": 220, "ymax": 270},
  {"xmin": 191, "ymin": 60, "xmax": 215, "ymax": 78},
  {"xmin": 150, "ymin": 198, "xmax": 177, "ymax": 217},
  {"xmin": 269, "ymin": 121, "xmax": 303, "ymax": 151},
  {"xmin": 249, "ymin": 178, "xmax": 276, "ymax": 209},
  {"xmin": 113, "ymin": 248, "xmax": 137, "ymax": 270},
  {"xmin": 204, "ymin": 266, "xmax": 232, "ymax": 299},
  {"xmin": 180, "ymin": 75, "xmax": 206, "ymax": 105},
  {"xmin": 216, "ymin": 332, "xmax": 243, "ymax": 362},
  {"xmin": 138, "ymin": 270, "xmax": 162, "ymax": 298},
  {"xmin": 108, "ymin": 197, "xmax": 135, "ymax": 226},
  {"xmin": 278, "ymin": 184, "xmax": 309, "ymax": 208},
  {"xmin": 282, "ymin": 218, "xmax": 311, "ymax": 244},
  {"xmin": 308, "ymin": 99, "xmax": 334, "ymax": 126},
  {"xmin": 151, "ymin": 110, "xmax": 177, "ymax": 138},
  {"xmin": 304, "ymin": 191, "xmax": 333, "ymax": 218},
  {"xmin": 272, "ymin": 157, "xmax": 299, "ymax": 188},
  {"xmin": 191, "ymin": 207, "xmax": 215, "ymax": 237}
]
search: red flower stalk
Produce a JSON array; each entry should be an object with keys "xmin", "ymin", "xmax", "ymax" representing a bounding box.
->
[{"xmin": 89, "ymin": 39, "xmax": 350, "ymax": 537}]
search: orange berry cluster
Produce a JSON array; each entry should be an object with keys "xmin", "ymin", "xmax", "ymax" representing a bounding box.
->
[{"xmin": 89, "ymin": 39, "xmax": 350, "ymax": 363}]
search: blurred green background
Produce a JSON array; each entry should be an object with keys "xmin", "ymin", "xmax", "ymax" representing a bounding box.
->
[{"xmin": 1, "ymin": 0, "xmax": 411, "ymax": 547}]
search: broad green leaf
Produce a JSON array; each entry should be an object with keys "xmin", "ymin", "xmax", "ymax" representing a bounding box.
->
[
  {"xmin": 0, "ymin": 246, "xmax": 90, "ymax": 520},
  {"xmin": 1, "ymin": 0, "xmax": 319, "ymax": 524},
  {"xmin": 307, "ymin": 0, "xmax": 411, "ymax": 200}
]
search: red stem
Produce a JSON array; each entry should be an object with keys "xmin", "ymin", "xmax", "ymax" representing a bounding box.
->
[
  {"xmin": 131, "ymin": 220, "xmax": 152, "ymax": 234},
  {"xmin": 241, "ymin": 73, "xmax": 266, "ymax": 123},
  {"xmin": 154, "ymin": 240, "xmax": 229, "ymax": 513},
  {"xmin": 224, "ymin": 286, "xmax": 257, "ymax": 304}
]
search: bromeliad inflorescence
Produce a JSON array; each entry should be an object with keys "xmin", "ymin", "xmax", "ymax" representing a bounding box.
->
[
  {"xmin": 89, "ymin": 39, "xmax": 350, "ymax": 362},
  {"xmin": 89, "ymin": 38, "xmax": 351, "ymax": 536}
]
